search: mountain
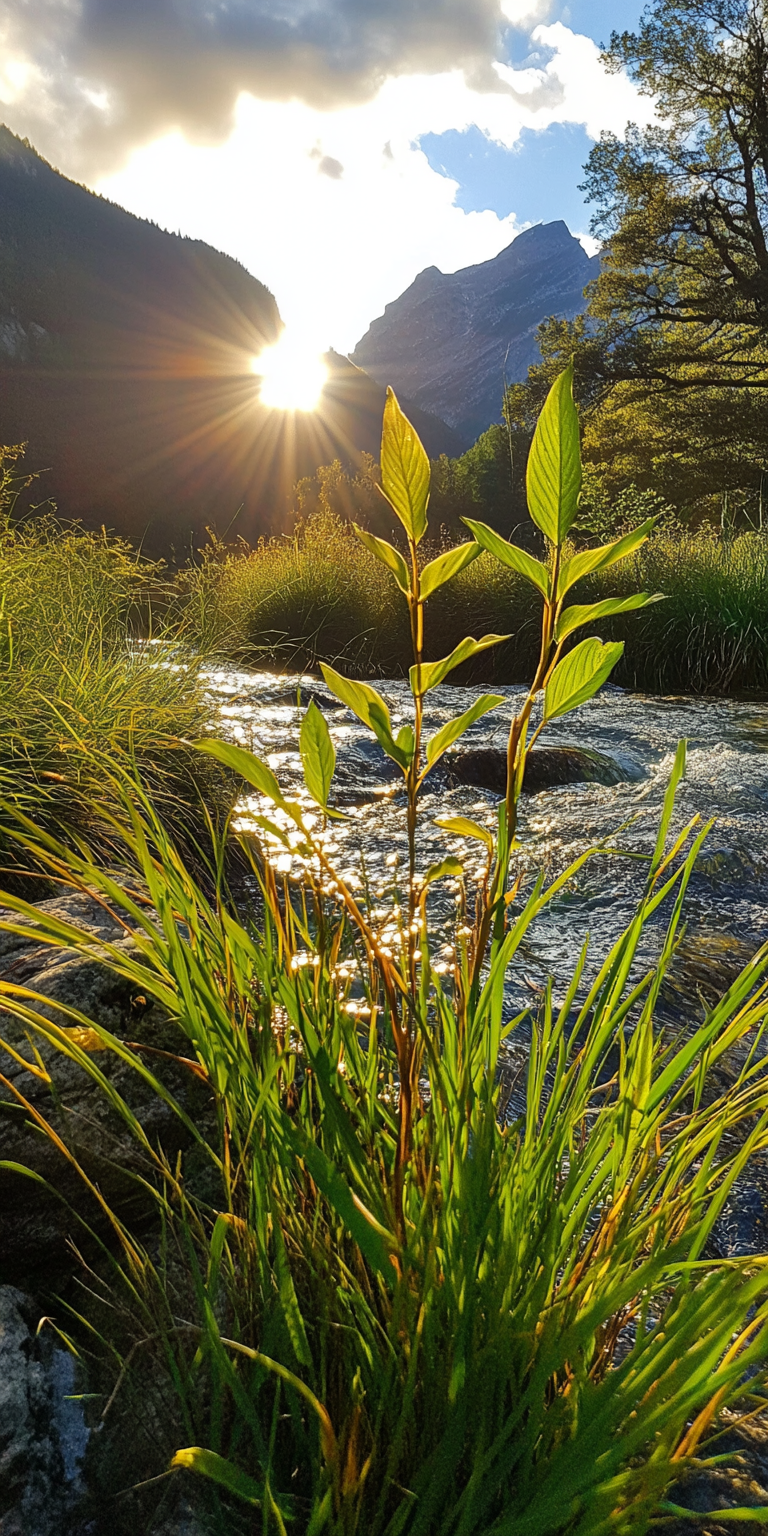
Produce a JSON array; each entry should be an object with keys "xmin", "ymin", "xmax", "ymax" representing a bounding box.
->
[
  {"xmin": 0, "ymin": 127, "xmax": 461, "ymax": 553},
  {"xmin": 351, "ymin": 222, "xmax": 600, "ymax": 447}
]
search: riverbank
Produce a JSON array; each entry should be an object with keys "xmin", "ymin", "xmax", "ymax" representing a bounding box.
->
[
  {"xmin": 180, "ymin": 512, "xmax": 768, "ymax": 694},
  {"xmin": 0, "ymin": 506, "xmax": 228, "ymax": 886}
]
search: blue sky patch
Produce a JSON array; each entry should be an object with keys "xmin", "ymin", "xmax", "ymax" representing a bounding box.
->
[{"xmin": 418, "ymin": 122, "xmax": 597, "ymax": 234}]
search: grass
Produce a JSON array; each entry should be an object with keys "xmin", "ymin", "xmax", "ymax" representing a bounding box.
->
[
  {"xmin": 586, "ymin": 528, "xmax": 768, "ymax": 694},
  {"xmin": 0, "ymin": 480, "xmax": 223, "ymax": 877},
  {"xmin": 181, "ymin": 513, "xmax": 768, "ymax": 694},
  {"xmin": 3, "ymin": 749, "xmax": 768, "ymax": 1535}
]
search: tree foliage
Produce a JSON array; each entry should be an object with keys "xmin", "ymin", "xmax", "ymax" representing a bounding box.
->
[{"xmin": 506, "ymin": 0, "xmax": 768, "ymax": 525}]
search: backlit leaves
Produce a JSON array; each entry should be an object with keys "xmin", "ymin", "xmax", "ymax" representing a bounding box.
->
[
  {"xmin": 410, "ymin": 634, "xmax": 509, "ymax": 695},
  {"xmin": 526, "ymin": 361, "xmax": 581, "ymax": 546},
  {"xmin": 462, "ymin": 518, "xmax": 550, "ymax": 598},
  {"xmin": 425, "ymin": 693, "xmax": 505, "ymax": 770},
  {"xmin": 300, "ymin": 700, "xmax": 345, "ymax": 818},
  {"xmin": 320, "ymin": 664, "xmax": 410, "ymax": 769},
  {"xmin": 380, "ymin": 387, "xmax": 430, "ymax": 546},
  {"xmin": 544, "ymin": 636, "xmax": 624, "ymax": 721}
]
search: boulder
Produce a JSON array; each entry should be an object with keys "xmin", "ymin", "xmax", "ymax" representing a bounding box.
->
[
  {"xmin": 445, "ymin": 743, "xmax": 640, "ymax": 797},
  {"xmin": 0, "ymin": 890, "xmax": 212, "ymax": 1285}
]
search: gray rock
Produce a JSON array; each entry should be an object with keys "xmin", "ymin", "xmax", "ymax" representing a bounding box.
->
[
  {"xmin": 0, "ymin": 890, "xmax": 212, "ymax": 1283},
  {"xmin": 0, "ymin": 1286, "xmax": 87, "ymax": 1535},
  {"xmin": 351, "ymin": 221, "xmax": 600, "ymax": 444}
]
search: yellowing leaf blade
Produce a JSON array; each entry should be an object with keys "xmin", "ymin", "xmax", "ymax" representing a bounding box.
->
[
  {"xmin": 171, "ymin": 1448, "xmax": 265, "ymax": 1507},
  {"xmin": 434, "ymin": 815, "xmax": 494, "ymax": 850}
]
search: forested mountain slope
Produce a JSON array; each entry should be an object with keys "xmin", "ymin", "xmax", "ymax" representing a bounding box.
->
[{"xmin": 0, "ymin": 128, "xmax": 460, "ymax": 551}]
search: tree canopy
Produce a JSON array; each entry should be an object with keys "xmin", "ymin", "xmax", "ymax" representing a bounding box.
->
[{"xmin": 502, "ymin": 0, "xmax": 768, "ymax": 525}]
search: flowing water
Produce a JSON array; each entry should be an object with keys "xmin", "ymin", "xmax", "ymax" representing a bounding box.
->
[{"xmin": 205, "ymin": 668, "xmax": 768, "ymax": 1252}]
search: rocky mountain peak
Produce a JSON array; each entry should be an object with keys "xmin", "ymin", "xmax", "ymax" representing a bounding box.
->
[{"xmin": 352, "ymin": 222, "xmax": 600, "ymax": 447}]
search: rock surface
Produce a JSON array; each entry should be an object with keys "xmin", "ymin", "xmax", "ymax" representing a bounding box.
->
[
  {"xmin": 0, "ymin": 889, "xmax": 212, "ymax": 1285},
  {"xmin": 351, "ymin": 221, "xmax": 600, "ymax": 444},
  {"xmin": 445, "ymin": 743, "xmax": 642, "ymax": 796},
  {"xmin": 0, "ymin": 1286, "xmax": 88, "ymax": 1535}
]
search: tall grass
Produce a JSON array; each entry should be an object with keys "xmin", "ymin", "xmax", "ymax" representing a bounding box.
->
[
  {"xmin": 182, "ymin": 515, "xmax": 768, "ymax": 695},
  {"xmin": 3, "ymin": 747, "xmax": 768, "ymax": 1534},
  {"xmin": 0, "ymin": 492, "xmax": 219, "ymax": 872},
  {"xmin": 180, "ymin": 512, "xmax": 541, "ymax": 681},
  {"xmin": 587, "ymin": 528, "xmax": 768, "ymax": 693}
]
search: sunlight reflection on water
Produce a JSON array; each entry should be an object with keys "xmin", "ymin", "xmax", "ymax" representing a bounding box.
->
[{"xmin": 202, "ymin": 667, "xmax": 768, "ymax": 1011}]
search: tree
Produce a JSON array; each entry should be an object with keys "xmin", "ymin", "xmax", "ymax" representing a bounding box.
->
[
  {"xmin": 587, "ymin": 0, "xmax": 768, "ymax": 389},
  {"xmin": 501, "ymin": 3, "xmax": 768, "ymax": 526}
]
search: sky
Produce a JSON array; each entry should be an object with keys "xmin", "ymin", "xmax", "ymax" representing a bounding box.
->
[{"xmin": 0, "ymin": 0, "xmax": 655, "ymax": 370}]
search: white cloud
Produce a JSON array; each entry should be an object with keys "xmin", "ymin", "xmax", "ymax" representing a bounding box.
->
[{"xmin": 92, "ymin": 24, "xmax": 651, "ymax": 358}]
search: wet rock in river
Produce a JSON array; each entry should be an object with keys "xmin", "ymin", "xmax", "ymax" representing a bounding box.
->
[{"xmin": 444, "ymin": 743, "xmax": 642, "ymax": 796}]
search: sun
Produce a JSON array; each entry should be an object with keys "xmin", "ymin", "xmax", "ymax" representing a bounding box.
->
[{"xmin": 253, "ymin": 334, "xmax": 328, "ymax": 412}]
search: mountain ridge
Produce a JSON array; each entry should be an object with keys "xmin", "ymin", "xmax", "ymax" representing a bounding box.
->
[
  {"xmin": 352, "ymin": 222, "xmax": 600, "ymax": 445},
  {"xmin": 0, "ymin": 126, "xmax": 461, "ymax": 552}
]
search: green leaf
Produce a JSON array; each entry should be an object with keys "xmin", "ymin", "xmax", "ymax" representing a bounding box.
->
[
  {"xmin": 380, "ymin": 387, "xmax": 430, "ymax": 545},
  {"xmin": 197, "ymin": 739, "xmax": 303, "ymax": 823},
  {"xmin": 425, "ymin": 693, "xmax": 505, "ymax": 769},
  {"xmin": 462, "ymin": 518, "xmax": 550, "ymax": 598},
  {"xmin": 299, "ymin": 700, "xmax": 335, "ymax": 808},
  {"xmin": 420, "ymin": 542, "xmax": 481, "ymax": 599},
  {"xmin": 395, "ymin": 723, "xmax": 416, "ymax": 764},
  {"xmin": 352, "ymin": 524, "xmax": 410, "ymax": 594},
  {"xmin": 558, "ymin": 518, "xmax": 655, "ymax": 596},
  {"xmin": 320, "ymin": 664, "xmax": 410, "ymax": 770},
  {"xmin": 526, "ymin": 361, "xmax": 581, "ymax": 546},
  {"xmin": 290, "ymin": 1124, "xmax": 398, "ymax": 1280},
  {"xmin": 410, "ymin": 634, "xmax": 509, "ymax": 695},
  {"xmin": 554, "ymin": 592, "xmax": 665, "ymax": 642},
  {"xmin": 421, "ymin": 855, "xmax": 464, "ymax": 888},
  {"xmin": 171, "ymin": 1448, "xmax": 265, "ymax": 1507},
  {"xmin": 434, "ymin": 815, "xmax": 494, "ymax": 851},
  {"xmin": 543, "ymin": 636, "xmax": 624, "ymax": 722},
  {"xmin": 659, "ymin": 1503, "xmax": 768, "ymax": 1524}
]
